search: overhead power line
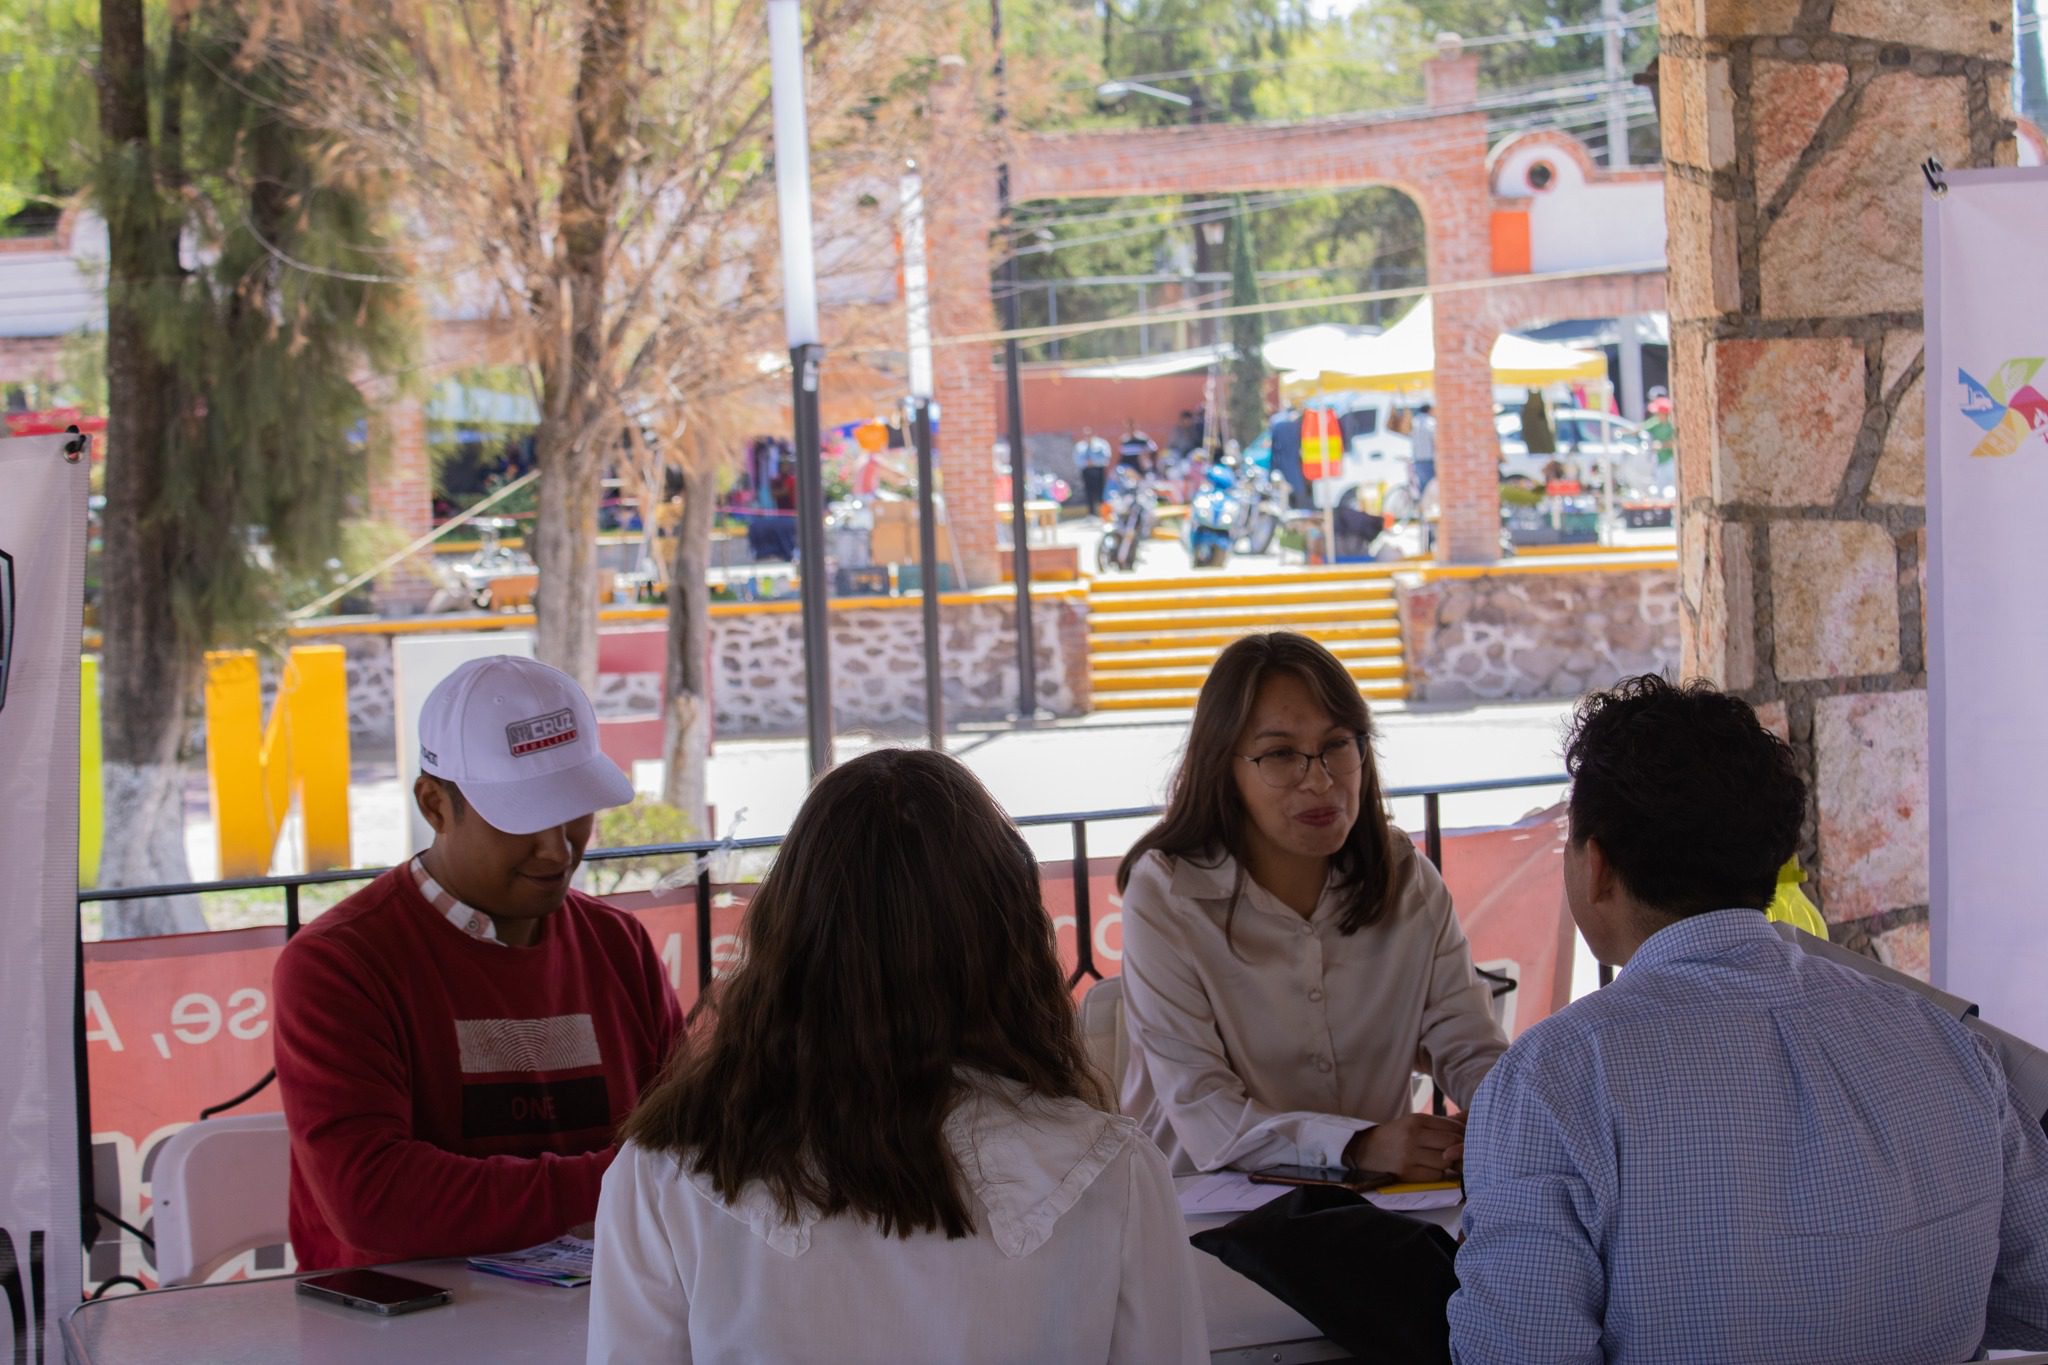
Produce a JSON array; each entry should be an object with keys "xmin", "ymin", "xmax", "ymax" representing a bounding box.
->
[
  {"xmin": 1082, "ymin": 13, "xmax": 1659, "ymax": 91},
  {"xmin": 931, "ymin": 259, "xmax": 1668, "ymax": 350}
]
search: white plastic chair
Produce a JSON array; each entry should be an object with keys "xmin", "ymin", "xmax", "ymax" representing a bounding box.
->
[
  {"xmin": 1079, "ymin": 976, "xmax": 1130, "ymax": 1107},
  {"xmin": 149, "ymin": 1112, "xmax": 292, "ymax": 1286}
]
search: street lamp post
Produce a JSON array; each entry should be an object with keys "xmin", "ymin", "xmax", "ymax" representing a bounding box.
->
[
  {"xmin": 901, "ymin": 161, "xmax": 944, "ymax": 748},
  {"xmin": 766, "ymin": 0, "xmax": 832, "ymax": 777},
  {"xmin": 992, "ymin": 0, "xmax": 1037, "ymax": 725}
]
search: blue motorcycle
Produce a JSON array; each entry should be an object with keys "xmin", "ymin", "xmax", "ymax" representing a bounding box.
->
[{"xmin": 1185, "ymin": 463, "xmax": 1240, "ymax": 569}]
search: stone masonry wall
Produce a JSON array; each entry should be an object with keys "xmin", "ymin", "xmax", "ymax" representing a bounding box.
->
[
  {"xmin": 1659, "ymin": 0, "xmax": 2016, "ymax": 973},
  {"xmin": 296, "ymin": 593, "xmax": 1091, "ymax": 751},
  {"xmin": 1398, "ymin": 567, "xmax": 1681, "ymax": 704}
]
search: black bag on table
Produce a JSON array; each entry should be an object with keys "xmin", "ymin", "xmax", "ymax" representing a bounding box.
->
[{"xmin": 1189, "ymin": 1185, "xmax": 1459, "ymax": 1365}]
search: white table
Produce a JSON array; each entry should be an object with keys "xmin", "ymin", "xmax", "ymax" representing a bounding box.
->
[
  {"xmin": 64, "ymin": 1263, "xmax": 586, "ymax": 1365},
  {"xmin": 63, "ymin": 1200, "xmax": 1466, "ymax": 1364}
]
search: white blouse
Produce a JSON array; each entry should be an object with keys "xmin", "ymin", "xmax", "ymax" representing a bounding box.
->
[
  {"xmin": 1120, "ymin": 843, "xmax": 1509, "ymax": 1174},
  {"xmin": 585, "ymin": 1077, "xmax": 1208, "ymax": 1364}
]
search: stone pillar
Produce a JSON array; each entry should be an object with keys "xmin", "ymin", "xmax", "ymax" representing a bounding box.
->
[
  {"xmin": 367, "ymin": 393, "xmax": 437, "ymax": 614},
  {"xmin": 1421, "ymin": 39, "xmax": 1502, "ymax": 565},
  {"xmin": 923, "ymin": 73, "xmax": 1005, "ymax": 589},
  {"xmin": 1660, "ymin": 0, "xmax": 2015, "ymax": 971}
]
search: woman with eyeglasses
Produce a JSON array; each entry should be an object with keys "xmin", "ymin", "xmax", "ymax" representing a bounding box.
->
[{"xmin": 1116, "ymin": 631, "xmax": 1508, "ymax": 1181}]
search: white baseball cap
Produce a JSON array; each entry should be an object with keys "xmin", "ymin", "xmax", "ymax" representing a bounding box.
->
[{"xmin": 417, "ymin": 656, "xmax": 634, "ymax": 835}]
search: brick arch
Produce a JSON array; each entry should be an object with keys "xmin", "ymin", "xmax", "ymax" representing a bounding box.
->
[{"xmin": 926, "ymin": 42, "xmax": 1511, "ymax": 567}]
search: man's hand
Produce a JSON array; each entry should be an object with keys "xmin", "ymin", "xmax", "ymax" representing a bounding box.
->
[{"xmin": 1345, "ymin": 1113, "xmax": 1466, "ymax": 1182}]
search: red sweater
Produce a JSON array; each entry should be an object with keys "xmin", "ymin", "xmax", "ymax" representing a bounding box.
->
[{"xmin": 272, "ymin": 866, "xmax": 682, "ymax": 1270}]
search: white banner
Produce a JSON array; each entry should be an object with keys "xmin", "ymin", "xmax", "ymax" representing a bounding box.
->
[
  {"xmin": 0, "ymin": 432, "xmax": 87, "ymax": 1362},
  {"xmin": 1926, "ymin": 166, "xmax": 2048, "ymax": 1046}
]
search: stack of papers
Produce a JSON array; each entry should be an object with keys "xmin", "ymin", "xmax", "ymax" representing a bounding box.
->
[{"xmin": 468, "ymin": 1235, "xmax": 596, "ymax": 1288}]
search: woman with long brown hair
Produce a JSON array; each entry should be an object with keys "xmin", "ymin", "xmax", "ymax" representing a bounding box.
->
[
  {"xmin": 587, "ymin": 748, "xmax": 1205, "ymax": 1364},
  {"xmin": 1117, "ymin": 631, "xmax": 1507, "ymax": 1181}
]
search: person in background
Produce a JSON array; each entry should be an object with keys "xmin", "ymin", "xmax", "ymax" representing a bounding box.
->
[
  {"xmin": 273, "ymin": 656, "xmax": 681, "ymax": 1271},
  {"xmin": 1407, "ymin": 402, "xmax": 1436, "ymax": 502},
  {"xmin": 1450, "ymin": 675, "xmax": 2048, "ymax": 1365},
  {"xmin": 1073, "ymin": 425, "xmax": 1112, "ymax": 518},
  {"xmin": 588, "ymin": 748, "xmax": 1206, "ymax": 1364},
  {"xmin": 1115, "ymin": 419, "xmax": 1160, "ymax": 480},
  {"xmin": 1117, "ymin": 632, "xmax": 1507, "ymax": 1179}
]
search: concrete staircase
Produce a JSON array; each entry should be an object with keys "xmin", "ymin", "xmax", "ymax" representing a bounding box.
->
[{"xmin": 1088, "ymin": 567, "xmax": 1409, "ymax": 712}]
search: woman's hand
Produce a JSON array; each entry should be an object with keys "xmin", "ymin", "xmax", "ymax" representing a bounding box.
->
[{"xmin": 1344, "ymin": 1113, "xmax": 1466, "ymax": 1182}]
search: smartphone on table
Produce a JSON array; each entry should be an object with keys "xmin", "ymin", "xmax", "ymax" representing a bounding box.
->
[
  {"xmin": 296, "ymin": 1268, "xmax": 452, "ymax": 1316},
  {"xmin": 1247, "ymin": 1163, "xmax": 1393, "ymax": 1193}
]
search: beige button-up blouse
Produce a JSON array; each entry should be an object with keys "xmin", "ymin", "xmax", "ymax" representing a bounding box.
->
[{"xmin": 1120, "ymin": 842, "xmax": 1509, "ymax": 1175}]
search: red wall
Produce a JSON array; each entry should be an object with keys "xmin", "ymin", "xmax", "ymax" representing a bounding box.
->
[{"xmin": 996, "ymin": 368, "xmax": 1222, "ymax": 443}]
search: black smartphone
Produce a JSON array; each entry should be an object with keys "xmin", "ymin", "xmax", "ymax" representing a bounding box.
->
[
  {"xmin": 1247, "ymin": 1163, "xmax": 1393, "ymax": 1192},
  {"xmin": 296, "ymin": 1268, "xmax": 453, "ymax": 1316}
]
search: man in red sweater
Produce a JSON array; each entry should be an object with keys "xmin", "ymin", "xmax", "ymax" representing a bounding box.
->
[{"xmin": 273, "ymin": 655, "xmax": 683, "ymax": 1270}]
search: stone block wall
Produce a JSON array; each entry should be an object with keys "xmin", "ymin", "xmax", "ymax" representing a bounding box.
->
[
  {"xmin": 1659, "ymin": 0, "xmax": 2015, "ymax": 971},
  {"xmin": 296, "ymin": 590, "xmax": 1091, "ymax": 752},
  {"xmin": 711, "ymin": 594, "xmax": 1088, "ymax": 734},
  {"xmin": 1398, "ymin": 567, "xmax": 1681, "ymax": 704}
]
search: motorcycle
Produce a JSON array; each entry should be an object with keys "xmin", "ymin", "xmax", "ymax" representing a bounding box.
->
[
  {"xmin": 1185, "ymin": 463, "xmax": 1240, "ymax": 569},
  {"xmin": 1096, "ymin": 465, "xmax": 1157, "ymax": 573},
  {"xmin": 1230, "ymin": 461, "xmax": 1289, "ymax": 556},
  {"xmin": 427, "ymin": 517, "xmax": 536, "ymax": 612}
]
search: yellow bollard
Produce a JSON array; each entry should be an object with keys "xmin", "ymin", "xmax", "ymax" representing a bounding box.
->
[
  {"xmin": 80, "ymin": 654, "xmax": 103, "ymax": 886},
  {"xmin": 205, "ymin": 646, "xmax": 353, "ymax": 877}
]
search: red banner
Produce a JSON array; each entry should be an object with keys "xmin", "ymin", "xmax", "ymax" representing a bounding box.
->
[{"xmin": 80, "ymin": 809, "xmax": 1570, "ymax": 1287}]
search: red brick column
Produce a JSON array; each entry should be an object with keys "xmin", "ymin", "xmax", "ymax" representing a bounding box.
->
[
  {"xmin": 1420, "ymin": 41, "xmax": 1500, "ymax": 565},
  {"xmin": 368, "ymin": 394, "xmax": 437, "ymax": 613},
  {"xmin": 924, "ymin": 78, "xmax": 1004, "ymax": 589}
]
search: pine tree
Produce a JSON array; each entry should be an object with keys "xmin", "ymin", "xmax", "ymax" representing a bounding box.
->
[
  {"xmin": 1227, "ymin": 200, "xmax": 1268, "ymax": 451},
  {"xmin": 95, "ymin": 1, "xmax": 411, "ymax": 933}
]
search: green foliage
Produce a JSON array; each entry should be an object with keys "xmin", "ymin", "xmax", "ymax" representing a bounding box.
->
[
  {"xmin": 0, "ymin": 0, "xmax": 98, "ymax": 224},
  {"xmin": 593, "ymin": 797, "xmax": 700, "ymax": 894},
  {"xmin": 96, "ymin": 11, "xmax": 414, "ymax": 648},
  {"xmin": 1226, "ymin": 198, "xmax": 1267, "ymax": 447}
]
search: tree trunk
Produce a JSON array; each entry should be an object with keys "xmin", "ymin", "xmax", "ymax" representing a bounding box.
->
[
  {"xmin": 661, "ymin": 458, "xmax": 715, "ymax": 832},
  {"xmin": 532, "ymin": 0, "xmax": 643, "ymax": 695},
  {"xmin": 96, "ymin": 0, "xmax": 203, "ymax": 936},
  {"xmin": 533, "ymin": 416, "xmax": 603, "ymax": 692}
]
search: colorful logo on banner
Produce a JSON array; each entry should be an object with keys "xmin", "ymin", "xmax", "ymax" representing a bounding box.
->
[
  {"xmin": 1959, "ymin": 358, "xmax": 2048, "ymax": 457},
  {"xmin": 1300, "ymin": 408, "xmax": 1342, "ymax": 482}
]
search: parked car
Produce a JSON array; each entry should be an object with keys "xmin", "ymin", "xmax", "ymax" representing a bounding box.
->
[{"xmin": 1496, "ymin": 408, "xmax": 1665, "ymax": 496}]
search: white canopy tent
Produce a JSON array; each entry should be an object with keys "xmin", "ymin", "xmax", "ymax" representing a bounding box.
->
[{"xmin": 1279, "ymin": 297, "xmax": 1609, "ymax": 399}]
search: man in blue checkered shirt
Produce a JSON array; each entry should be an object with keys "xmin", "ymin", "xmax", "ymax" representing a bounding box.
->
[{"xmin": 1449, "ymin": 676, "xmax": 2048, "ymax": 1364}]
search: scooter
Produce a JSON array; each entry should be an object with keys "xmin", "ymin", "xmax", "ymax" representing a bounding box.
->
[
  {"xmin": 1185, "ymin": 464, "xmax": 1240, "ymax": 569},
  {"xmin": 1096, "ymin": 465, "xmax": 1157, "ymax": 573}
]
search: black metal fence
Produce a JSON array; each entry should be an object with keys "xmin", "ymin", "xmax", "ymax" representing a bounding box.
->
[{"xmin": 77, "ymin": 773, "xmax": 1569, "ymax": 993}]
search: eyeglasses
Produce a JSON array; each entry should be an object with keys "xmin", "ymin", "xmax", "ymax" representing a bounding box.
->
[{"xmin": 1239, "ymin": 735, "xmax": 1366, "ymax": 789}]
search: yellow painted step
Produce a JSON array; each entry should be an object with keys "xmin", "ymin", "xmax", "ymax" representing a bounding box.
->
[
  {"xmin": 1095, "ymin": 601, "xmax": 1399, "ymax": 635},
  {"xmin": 1091, "ymin": 582, "xmax": 1395, "ymax": 614},
  {"xmin": 1088, "ymin": 566, "xmax": 1405, "ymax": 595},
  {"xmin": 1092, "ymin": 640, "xmax": 1404, "ymax": 672},
  {"xmin": 1088, "ymin": 621, "xmax": 1403, "ymax": 653},
  {"xmin": 1094, "ymin": 681, "xmax": 1410, "ymax": 711},
  {"xmin": 1093, "ymin": 660, "xmax": 1407, "ymax": 693}
]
